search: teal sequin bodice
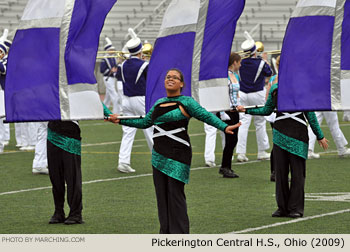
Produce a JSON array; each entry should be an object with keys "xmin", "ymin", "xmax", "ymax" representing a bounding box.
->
[
  {"xmin": 246, "ymin": 84, "xmax": 323, "ymax": 159},
  {"xmin": 120, "ymin": 95, "xmax": 228, "ymax": 183}
]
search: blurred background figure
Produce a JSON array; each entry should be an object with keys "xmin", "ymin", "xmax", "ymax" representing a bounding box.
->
[
  {"xmin": 116, "ymin": 28, "xmax": 153, "ymax": 173},
  {"xmin": 343, "ymin": 111, "xmax": 350, "ymax": 122},
  {"xmin": 308, "ymin": 112, "xmax": 350, "ymax": 158},
  {"xmin": 0, "ymin": 28, "xmax": 11, "ymax": 153},
  {"xmin": 236, "ymin": 32, "xmax": 272, "ymax": 162},
  {"xmin": 32, "ymin": 122, "xmax": 49, "ymax": 174},
  {"xmin": 100, "ymin": 37, "xmax": 122, "ymax": 114}
]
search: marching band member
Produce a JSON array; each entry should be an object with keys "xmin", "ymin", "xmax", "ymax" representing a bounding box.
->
[
  {"xmin": 203, "ymin": 123, "xmax": 224, "ymax": 167},
  {"xmin": 0, "ymin": 29, "xmax": 11, "ymax": 153},
  {"xmin": 308, "ymin": 112, "xmax": 350, "ymax": 158},
  {"xmin": 32, "ymin": 122, "xmax": 49, "ymax": 174},
  {"xmin": 116, "ymin": 28, "xmax": 153, "ymax": 173},
  {"xmin": 236, "ymin": 32, "xmax": 272, "ymax": 162},
  {"xmin": 343, "ymin": 111, "xmax": 350, "ymax": 122},
  {"xmin": 100, "ymin": 37, "xmax": 122, "ymax": 114}
]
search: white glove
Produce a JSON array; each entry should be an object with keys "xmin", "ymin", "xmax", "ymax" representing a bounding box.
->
[{"xmin": 219, "ymin": 112, "xmax": 230, "ymax": 121}]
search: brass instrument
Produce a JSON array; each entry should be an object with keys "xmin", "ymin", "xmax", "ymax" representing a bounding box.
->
[
  {"xmin": 265, "ymin": 50, "xmax": 281, "ymax": 55},
  {"xmin": 142, "ymin": 41, "xmax": 153, "ymax": 61},
  {"xmin": 96, "ymin": 50, "xmax": 128, "ymax": 60},
  {"xmin": 255, "ymin": 41, "xmax": 264, "ymax": 53}
]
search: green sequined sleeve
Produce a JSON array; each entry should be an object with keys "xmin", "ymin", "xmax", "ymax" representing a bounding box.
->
[
  {"xmin": 183, "ymin": 97, "xmax": 228, "ymax": 131},
  {"xmin": 305, "ymin": 112, "xmax": 324, "ymax": 140},
  {"xmin": 119, "ymin": 104, "xmax": 156, "ymax": 129},
  {"xmin": 102, "ymin": 103, "xmax": 113, "ymax": 117},
  {"xmin": 246, "ymin": 84, "xmax": 277, "ymax": 116}
]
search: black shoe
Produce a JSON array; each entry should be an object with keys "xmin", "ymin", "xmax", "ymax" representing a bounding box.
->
[
  {"xmin": 272, "ymin": 209, "xmax": 287, "ymax": 217},
  {"xmin": 270, "ymin": 172, "xmax": 275, "ymax": 182},
  {"xmin": 49, "ymin": 215, "xmax": 65, "ymax": 224},
  {"xmin": 64, "ymin": 216, "xmax": 84, "ymax": 225},
  {"xmin": 222, "ymin": 168, "xmax": 239, "ymax": 178},
  {"xmin": 287, "ymin": 212, "xmax": 303, "ymax": 218},
  {"xmin": 219, "ymin": 167, "xmax": 225, "ymax": 174}
]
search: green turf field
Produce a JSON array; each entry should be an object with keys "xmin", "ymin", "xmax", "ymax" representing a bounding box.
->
[{"xmin": 0, "ymin": 113, "xmax": 349, "ymax": 234}]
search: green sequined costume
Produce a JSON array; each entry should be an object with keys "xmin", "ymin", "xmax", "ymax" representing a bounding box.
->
[
  {"xmin": 120, "ymin": 95, "xmax": 228, "ymax": 184},
  {"xmin": 246, "ymin": 84, "xmax": 324, "ymax": 159},
  {"xmin": 47, "ymin": 103, "xmax": 112, "ymax": 155}
]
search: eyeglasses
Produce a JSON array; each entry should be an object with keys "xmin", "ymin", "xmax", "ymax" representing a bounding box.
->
[{"xmin": 165, "ymin": 75, "xmax": 181, "ymax": 81}]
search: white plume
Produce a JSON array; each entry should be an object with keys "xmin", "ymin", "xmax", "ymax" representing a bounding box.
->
[
  {"xmin": 0, "ymin": 28, "xmax": 9, "ymax": 42},
  {"xmin": 105, "ymin": 37, "xmax": 112, "ymax": 45},
  {"xmin": 243, "ymin": 31, "xmax": 254, "ymax": 42},
  {"xmin": 128, "ymin": 28, "xmax": 138, "ymax": 40}
]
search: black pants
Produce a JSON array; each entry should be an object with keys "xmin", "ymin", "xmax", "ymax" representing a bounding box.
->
[
  {"xmin": 273, "ymin": 144, "xmax": 305, "ymax": 215},
  {"xmin": 152, "ymin": 167, "xmax": 189, "ymax": 234},
  {"xmin": 47, "ymin": 141, "xmax": 82, "ymax": 218},
  {"xmin": 270, "ymin": 123, "xmax": 275, "ymax": 174},
  {"xmin": 218, "ymin": 111, "xmax": 239, "ymax": 169}
]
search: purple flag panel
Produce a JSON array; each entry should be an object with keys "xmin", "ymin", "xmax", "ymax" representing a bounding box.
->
[
  {"xmin": 146, "ymin": 0, "xmax": 245, "ymax": 113},
  {"xmin": 199, "ymin": 0, "xmax": 245, "ymax": 81},
  {"xmin": 341, "ymin": 1, "xmax": 350, "ymax": 70},
  {"xmin": 5, "ymin": 28, "xmax": 61, "ymax": 121},
  {"xmin": 66, "ymin": 0, "xmax": 116, "ymax": 84},
  {"xmin": 278, "ymin": 16, "xmax": 334, "ymax": 111},
  {"xmin": 146, "ymin": 33, "xmax": 195, "ymax": 112},
  {"xmin": 5, "ymin": 0, "xmax": 118, "ymax": 122}
]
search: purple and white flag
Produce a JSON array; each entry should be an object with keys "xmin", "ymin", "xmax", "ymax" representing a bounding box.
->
[
  {"xmin": 5, "ymin": 0, "xmax": 117, "ymax": 122},
  {"xmin": 278, "ymin": 0, "xmax": 350, "ymax": 111},
  {"xmin": 146, "ymin": 0, "xmax": 245, "ymax": 112}
]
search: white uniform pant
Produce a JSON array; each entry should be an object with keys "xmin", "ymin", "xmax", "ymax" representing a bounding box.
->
[
  {"xmin": 15, "ymin": 122, "xmax": 38, "ymax": 147},
  {"xmin": 204, "ymin": 123, "xmax": 225, "ymax": 163},
  {"xmin": 343, "ymin": 111, "xmax": 350, "ymax": 121},
  {"xmin": 308, "ymin": 111, "xmax": 347, "ymax": 151},
  {"xmin": 118, "ymin": 96, "xmax": 153, "ymax": 165},
  {"xmin": 103, "ymin": 77, "xmax": 122, "ymax": 114},
  {"xmin": 3, "ymin": 122, "xmax": 9, "ymax": 141},
  {"xmin": 32, "ymin": 122, "xmax": 48, "ymax": 168},
  {"xmin": 0, "ymin": 119, "xmax": 5, "ymax": 152},
  {"xmin": 236, "ymin": 90, "xmax": 270, "ymax": 154}
]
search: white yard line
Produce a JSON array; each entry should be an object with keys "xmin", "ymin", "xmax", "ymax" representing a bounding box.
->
[
  {"xmin": 0, "ymin": 161, "xmax": 261, "ymax": 196},
  {"xmin": 230, "ymin": 208, "xmax": 350, "ymax": 234}
]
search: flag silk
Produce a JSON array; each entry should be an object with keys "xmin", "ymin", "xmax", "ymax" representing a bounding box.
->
[
  {"xmin": 278, "ymin": 0, "xmax": 350, "ymax": 111},
  {"xmin": 145, "ymin": 0, "xmax": 245, "ymax": 112},
  {"xmin": 5, "ymin": 0, "xmax": 117, "ymax": 122}
]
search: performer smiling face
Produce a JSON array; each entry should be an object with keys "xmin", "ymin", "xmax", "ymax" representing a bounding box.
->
[{"xmin": 165, "ymin": 69, "xmax": 184, "ymax": 97}]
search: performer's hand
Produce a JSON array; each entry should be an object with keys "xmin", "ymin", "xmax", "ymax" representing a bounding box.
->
[
  {"xmin": 318, "ymin": 138, "xmax": 329, "ymax": 150},
  {"xmin": 106, "ymin": 114, "xmax": 120, "ymax": 124},
  {"xmin": 225, "ymin": 122, "xmax": 241, "ymax": 135},
  {"xmin": 236, "ymin": 105, "xmax": 246, "ymax": 112}
]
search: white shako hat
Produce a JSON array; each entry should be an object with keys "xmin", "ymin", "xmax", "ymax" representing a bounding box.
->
[
  {"xmin": 104, "ymin": 37, "xmax": 115, "ymax": 51},
  {"xmin": 122, "ymin": 44, "xmax": 130, "ymax": 59},
  {"xmin": 241, "ymin": 31, "xmax": 256, "ymax": 55},
  {"xmin": 0, "ymin": 28, "xmax": 11, "ymax": 54},
  {"xmin": 125, "ymin": 28, "xmax": 142, "ymax": 55}
]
